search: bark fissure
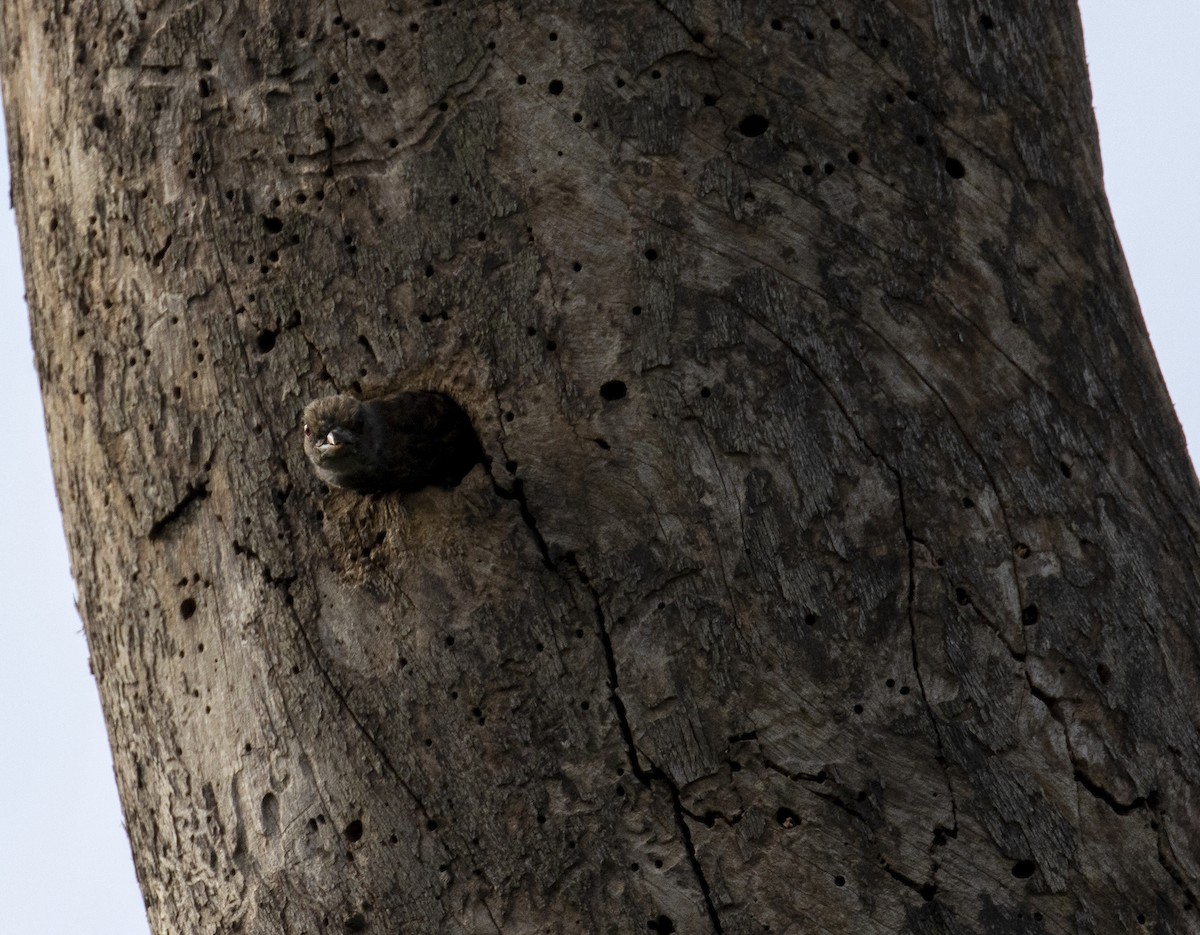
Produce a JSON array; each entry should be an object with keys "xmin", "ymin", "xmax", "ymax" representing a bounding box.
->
[
  {"xmin": 896, "ymin": 475, "xmax": 961, "ymax": 839},
  {"xmin": 147, "ymin": 479, "xmax": 210, "ymax": 540},
  {"xmin": 584, "ymin": 574, "xmax": 726, "ymax": 935},
  {"xmin": 483, "ymin": 444, "xmax": 726, "ymax": 931},
  {"xmin": 236, "ymin": 543, "xmax": 433, "ymax": 826}
]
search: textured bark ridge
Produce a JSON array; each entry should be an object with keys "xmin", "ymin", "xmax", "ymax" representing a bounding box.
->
[{"xmin": 4, "ymin": 1, "xmax": 1200, "ymax": 933}]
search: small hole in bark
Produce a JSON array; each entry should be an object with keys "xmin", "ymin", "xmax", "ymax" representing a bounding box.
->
[
  {"xmin": 1014, "ymin": 542, "xmax": 1031, "ymax": 558},
  {"xmin": 198, "ymin": 78, "xmax": 211, "ymax": 97},
  {"xmin": 853, "ymin": 703, "xmax": 864, "ymax": 714},
  {"xmin": 344, "ymin": 913, "xmax": 367, "ymax": 932},
  {"xmin": 643, "ymin": 248, "xmax": 658, "ymax": 261},
  {"xmin": 737, "ymin": 114, "xmax": 769, "ymax": 137},
  {"xmin": 180, "ymin": 598, "xmax": 196, "ymax": 619},
  {"xmin": 256, "ymin": 329, "xmax": 277, "ymax": 353},
  {"xmin": 445, "ymin": 635, "xmax": 455, "ymax": 646},
  {"xmin": 344, "ymin": 819, "xmax": 364, "ymax": 842},
  {"xmin": 955, "ymin": 587, "xmax": 971, "ymax": 606},
  {"xmin": 703, "ymin": 93, "xmax": 718, "ymax": 106},
  {"xmin": 365, "ymin": 71, "xmax": 389, "ymax": 93},
  {"xmin": 824, "ymin": 162, "xmax": 835, "ymax": 174},
  {"xmin": 700, "ymin": 386, "xmax": 711, "ymax": 398},
  {"xmin": 1096, "ymin": 662, "xmax": 1112, "ymax": 684},
  {"xmin": 631, "ymin": 305, "xmax": 642, "ymax": 315},
  {"xmin": 1012, "ymin": 859, "xmax": 1036, "ymax": 879},
  {"xmin": 980, "ymin": 13, "xmax": 995, "ymax": 29},
  {"xmin": 572, "ymin": 261, "xmax": 582, "ymax": 271},
  {"xmin": 834, "ymin": 874, "xmax": 846, "ymax": 886},
  {"xmin": 775, "ymin": 807, "xmax": 799, "ymax": 828},
  {"xmin": 770, "ymin": 18, "xmax": 783, "ymax": 29},
  {"xmin": 545, "ymin": 340, "xmax": 557, "ymax": 351},
  {"xmin": 1021, "ymin": 605, "xmax": 1039, "ymax": 626},
  {"xmin": 961, "ymin": 496, "xmax": 974, "ymax": 508},
  {"xmin": 516, "ymin": 74, "xmax": 527, "ymax": 84},
  {"xmin": 945, "ymin": 157, "xmax": 966, "ymax": 179},
  {"xmin": 600, "ymin": 380, "xmax": 627, "ymax": 401},
  {"xmin": 647, "ymin": 917, "xmax": 675, "ymax": 934},
  {"xmin": 1059, "ymin": 460, "xmax": 1072, "ymax": 478},
  {"xmin": 548, "ymin": 79, "xmax": 563, "ymax": 95}
]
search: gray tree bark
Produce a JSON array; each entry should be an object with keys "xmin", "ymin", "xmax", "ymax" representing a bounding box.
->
[{"xmin": 4, "ymin": 1, "xmax": 1199, "ymax": 932}]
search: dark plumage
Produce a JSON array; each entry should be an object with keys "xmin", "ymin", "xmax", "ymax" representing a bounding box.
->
[{"xmin": 301, "ymin": 390, "xmax": 482, "ymax": 493}]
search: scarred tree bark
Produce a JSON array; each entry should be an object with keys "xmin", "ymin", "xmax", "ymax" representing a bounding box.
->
[{"xmin": 5, "ymin": 1, "xmax": 1200, "ymax": 932}]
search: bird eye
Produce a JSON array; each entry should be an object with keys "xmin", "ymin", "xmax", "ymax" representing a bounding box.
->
[{"xmin": 303, "ymin": 423, "xmax": 311, "ymax": 437}]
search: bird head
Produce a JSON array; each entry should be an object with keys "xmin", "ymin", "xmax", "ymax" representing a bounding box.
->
[{"xmin": 302, "ymin": 395, "xmax": 367, "ymax": 466}]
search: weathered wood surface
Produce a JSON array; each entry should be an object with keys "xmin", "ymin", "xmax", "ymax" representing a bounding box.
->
[{"xmin": 4, "ymin": 0, "xmax": 1200, "ymax": 932}]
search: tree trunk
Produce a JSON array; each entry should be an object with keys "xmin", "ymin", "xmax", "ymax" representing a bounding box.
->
[{"xmin": 5, "ymin": 1, "xmax": 1199, "ymax": 932}]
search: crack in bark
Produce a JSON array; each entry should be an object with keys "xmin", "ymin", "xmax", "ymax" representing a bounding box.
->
[
  {"xmin": 879, "ymin": 857, "xmax": 938, "ymax": 903},
  {"xmin": 148, "ymin": 479, "xmax": 210, "ymax": 540},
  {"xmin": 895, "ymin": 476, "xmax": 961, "ymax": 849},
  {"xmin": 729, "ymin": 309, "xmax": 965, "ymax": 880},
  {"xmin": 481, "ymin": 458, "xmax": 724, "ymax": 932},
  {"xmin": 1072, "ymin": 770, "xmax": 1155, "ymax": 816},
  {"xmin": 234, "ymin": 541, "xmax": 433, "ymax": 826},
  {"xmin": 763, "ymin": 758, "xmax": 868, "ymax": 822},
  {"xmin": 583, "ymin": 572, "xmax": 725, "ymax": 935}
]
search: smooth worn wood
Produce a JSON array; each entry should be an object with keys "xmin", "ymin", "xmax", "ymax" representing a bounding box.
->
[{"xmin": 4, "ymin": 0, "xmax": 1200, "ymax": 932}]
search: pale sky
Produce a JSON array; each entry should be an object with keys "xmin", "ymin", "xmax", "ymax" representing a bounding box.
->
[{"xmin": 0, "ymin": 4, "xmax": 1195, "ymax": 931}]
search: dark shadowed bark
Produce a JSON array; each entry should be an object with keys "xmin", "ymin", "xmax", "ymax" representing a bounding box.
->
[{"xmin": 4, "ymin": 1, "xmax": 1200, "ymax": 932}]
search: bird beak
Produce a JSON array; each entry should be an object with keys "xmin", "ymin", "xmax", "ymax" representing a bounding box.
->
[{"xmin": 315, "ymin": 431, "xmax": 343, "ymax": 454}]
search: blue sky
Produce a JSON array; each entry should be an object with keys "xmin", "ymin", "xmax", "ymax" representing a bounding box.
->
[{"xmin": 0, "ymin": 4, "xmax": 1195, "ymax": 931}]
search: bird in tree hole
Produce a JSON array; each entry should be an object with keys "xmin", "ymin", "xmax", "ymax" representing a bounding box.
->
[{"xmin": 302, "ymin": 390, "xmax": 482, "ymax": 493}]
